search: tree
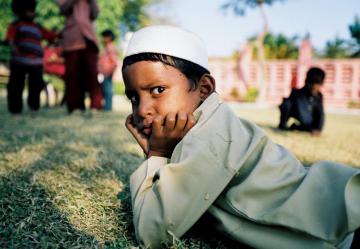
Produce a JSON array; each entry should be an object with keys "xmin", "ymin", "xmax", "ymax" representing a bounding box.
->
[
  {"xmin": 263, "ymin": 33, "xmax": 299, "ymax": 59},
  {"xmin": 349, "ymin": 15, "xmax": 360, "ymax": 57},
  {"xmin": 122, "ymin": 0, "xmax": 154, "ymax": 32},
  {"xmin": 35, "ymin": 0, "xmax": 64, "ymax": 32},
  {"xmin": 323, "ymin": 37, "xmax": 349, "ymax": 58},
  {"xmin": 221, "ymin": 0, "xmax": 285, "ymax": 102},
  {"xmin": 0, "ymin": 0, "xmax": 158, "ymax": 45},
  {"xmin": 0, "ymin": 0, "xmax": 13, "ymax": 39},
  {"xmin": 0, "ymin": 0, "xmax": 12, "ymax": 62},
  {"xmin": 96, "ymin": 0, "xmax": 124, "ymax": 41}
]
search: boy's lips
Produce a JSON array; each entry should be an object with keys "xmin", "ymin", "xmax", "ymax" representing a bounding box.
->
[{"xmin": 141, "ymin": 126, "xmax": 152, "ymax": 135}]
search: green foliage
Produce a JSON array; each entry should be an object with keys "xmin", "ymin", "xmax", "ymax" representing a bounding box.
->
[
  {"xmin": 0, "ymin": 44, "xmax": 11, "ymax": 63},
  {"xmin": 249, "ymin": 32, "xmax": 299, "ymax": 59},
  {"xmin": 0, "ymin": 0, "xmax": 155, "ymax": 46},
  {"xmin": 0, "ymin": 0, "xmax": 13, "ymax": 40},
  {"xmin": 122, "ymin": 0, "xmax": 153, "ymax": 31},
  {"xmin": 96, "ymin": 0, "xmax": 124, "ymax": 41},
  {"xmin": 35, "ymin": 0, "xmax": 65, "ymax": 32},
  {"xmin": 320, "ymin": 15, "xmax": 360, "ymax": 58},
  {"xmin": 243, "ymin": 87, "xmax": 259, "ymax": 102},
  {"xmin": 349, "ymin": 15, "xmax": 360, "ymax": 57},
  {"xmin": 221, "ymin": 0, "xmax": 284, "ymax": 16},
  {"xmin": 263, "ymin": 33, "xmax": 299, "ymax": 59},
  {"xmin": 323, "ymin": 37, "xmax": 349, "ymax": 58},
  {"xmin": 349, "ymin": 15, "xmax": 360, "ymax": 46}
]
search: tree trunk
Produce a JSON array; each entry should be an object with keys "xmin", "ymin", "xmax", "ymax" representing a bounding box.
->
[{"xmin": 256, "ymin": 3, "xmax": 268, "ymax": 104}]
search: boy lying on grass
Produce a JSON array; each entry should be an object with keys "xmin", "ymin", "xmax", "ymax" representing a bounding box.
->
[{"xmin": 122, "ymin": 25, "xmax": 360, "ymax": 249}]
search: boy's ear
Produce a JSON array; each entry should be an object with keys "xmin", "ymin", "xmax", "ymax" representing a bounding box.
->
[{"xmin": 198, "ymin": 74, "xmax": 215, "ymax": 101}]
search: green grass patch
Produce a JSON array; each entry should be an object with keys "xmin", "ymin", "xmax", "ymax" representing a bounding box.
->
[{"xmin": 0, "ymin": 94, "xmax": 359, "ymax": 248}]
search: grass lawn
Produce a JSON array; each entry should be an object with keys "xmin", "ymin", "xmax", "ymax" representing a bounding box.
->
[{"xmin": 0, "ymin": 94, "xmax": 359, "ymax": 248}]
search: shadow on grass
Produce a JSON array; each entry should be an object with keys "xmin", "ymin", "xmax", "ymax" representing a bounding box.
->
[
  {"xmin": 0, "ymin": 96, "xmax": 139, "ymax": 247},
  {"xmin": 0, "ymin": 145, "xmax": 99, "ymax": 248},
  {"xmin": 0, "ymin": 95, "xmax": 271, "ymax": 248}
]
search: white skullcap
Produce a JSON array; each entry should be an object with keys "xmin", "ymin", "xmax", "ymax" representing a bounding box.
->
[{"xmin": 125, "ymin": 25, "xmax": 209, "ymax": 71}]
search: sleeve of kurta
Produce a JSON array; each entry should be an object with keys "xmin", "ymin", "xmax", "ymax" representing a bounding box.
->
[{"xmin": 129, "ymin": 134, "xmax": 236, "ymax": 248}]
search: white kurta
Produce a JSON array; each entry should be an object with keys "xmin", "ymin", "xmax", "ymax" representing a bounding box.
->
[{"xmin": 130, "ymin": 93, "xmax": 360, "ymax": 249}]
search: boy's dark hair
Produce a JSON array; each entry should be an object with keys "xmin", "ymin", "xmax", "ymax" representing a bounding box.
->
[
  {"xmin": 101, "ymin": 29, "xmax": 115, "ymax": 41},
  {"xmin": 11, "ymin": 0, "xmax": 36, "ymax": 15},
  {"xmin": 305, "ymin": 67, "xmax": 326, "ymax": 86},
  {"xmin": 122, "ymin": 53, "xmax": 210, "ymax": 89}
]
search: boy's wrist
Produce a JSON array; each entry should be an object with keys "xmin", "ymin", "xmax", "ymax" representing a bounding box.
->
[{"xmin": 147, "ymin": 150, "xmax": 170, "ymax": 159}]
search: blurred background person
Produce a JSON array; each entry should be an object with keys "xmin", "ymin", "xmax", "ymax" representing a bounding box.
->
[
  {"xmin": 57, "ymin": 0, "xmax": 102, "ymax": 114},
  {"xmin": 6, "ymin": 0, "xmax": 57, "ymax": 114},
  {"xmin": 98, "ymin": 29, "xmax": 119, "ymax": 111},
  {"xmin": 278, "ymin": 67, "xmax": 326, "ymax": 136}
]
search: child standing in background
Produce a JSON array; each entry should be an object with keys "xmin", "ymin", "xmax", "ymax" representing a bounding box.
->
[
  {"xmin": 6, "ymin": 0, "xmax": 57, "ymax": 114},
  {"xmin": 98, "ymin": 29, "xmax": 119, "ymax": 111}
]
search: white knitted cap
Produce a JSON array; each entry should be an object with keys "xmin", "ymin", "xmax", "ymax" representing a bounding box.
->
[{"xmin": 125, "ymin": 25, "xmax": 209, "ymax": 71}]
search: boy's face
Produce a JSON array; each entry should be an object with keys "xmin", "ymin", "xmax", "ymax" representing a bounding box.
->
[
  {"xmin": 102, "ymin": 36, "xmax": 112, "ymax": 46},
  {"xmin": 123, "ymin": 61, "xmax": 202, "ymax": 136},
  {"xmin": 21, "ymin": 10, "xmax": 35, "ymax": 21},
  {"xmin": 311, "ymin": 83, "xmax": 323, "ymax": 96}
]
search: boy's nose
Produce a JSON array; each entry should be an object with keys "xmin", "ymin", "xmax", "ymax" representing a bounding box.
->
[{"xmin": 137, "ymin": 99, "xmax": 154, "ymax": 119}]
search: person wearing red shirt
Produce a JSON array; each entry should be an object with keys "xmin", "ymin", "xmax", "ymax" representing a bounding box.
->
[{"xmin": 6, "ymin": 0, "xmax": 57, "ymax": 114}]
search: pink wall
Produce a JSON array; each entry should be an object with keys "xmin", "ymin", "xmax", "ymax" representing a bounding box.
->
[{"xmin": 210, "ymin": 58, "xmax": 360, "ymax": 108}]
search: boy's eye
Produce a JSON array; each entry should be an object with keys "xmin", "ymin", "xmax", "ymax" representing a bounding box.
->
[{"xmin": 151, "ymin": 86, "xmax": 165, "ymax": 95}]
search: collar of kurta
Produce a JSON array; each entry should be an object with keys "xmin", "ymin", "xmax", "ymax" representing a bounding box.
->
[{"xmin": 193, "ymin": 92, "xmax": 221, "ymax": 122}]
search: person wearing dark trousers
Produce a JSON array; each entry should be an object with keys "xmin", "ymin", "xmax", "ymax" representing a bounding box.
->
[
  {"xmin": 278, "ymin": 67, "xmax": 326, "ymax": 136},
  {"xmin": 7, "ymin": 64, "xmax": 44, "ymax": 113},
  {"xmin": 6, "ymin": 0, "xmax": 56, "ymax": 114},
  {"xmin": 63, "ymin": 40, "xmax": 101, "ymax": 112},
  {"xmin": 57, "ymin": 0, "xmax": 103, "ymax": 114}
]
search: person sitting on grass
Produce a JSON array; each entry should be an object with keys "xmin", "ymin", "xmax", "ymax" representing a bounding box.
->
[
  {"xmin": 122, "ymin": 25, "xmax": 360, "ymax": 249},
  {"xmin": 278, "ymin": 67, "xmax": 326, "ymax": 136},
  {"xmin": 6, "ymin": 0, "xmax": 57, "ymax": 114}
]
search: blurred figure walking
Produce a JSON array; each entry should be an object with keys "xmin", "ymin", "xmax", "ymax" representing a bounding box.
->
[{"xmin": 57, "ymin": 0, "xmax": 102, "ymax": 113}]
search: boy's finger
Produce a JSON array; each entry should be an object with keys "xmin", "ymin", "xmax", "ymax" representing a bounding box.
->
[
  {"xmin": 164, "ymin": 112, "xmax": 176, "ymax": 131},
  {"xmin": 175, "ymin": 111, "xmax": 187, "ymax": 131},
  {"xmin": 184, "ymin": 114, "xmax": 196, "ymax": 132},
  {"xmin": 125, "ymin": 115, "xmax": 149, "ymax": 154},
  {"xmin": 152, "ymin": 115, "xmax": 164, "ymax": 135},
  {"xmin": 125, "ymin": 115, "xmax": 135, "ymax": 131},
  {"xmin": 126, "ymin": 115, "xmax": 141, "ymax": 137}
]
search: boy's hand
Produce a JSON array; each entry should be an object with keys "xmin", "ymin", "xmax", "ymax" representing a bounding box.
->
[
  {"xmin": 125, "ymin": 112, "xmax": 196, "ymax": 158},
  {"xmin": 125, "ymin": 114, "xmax": 149, "ymax": 155},
  {"xmin": 148, "ymin": 112, "xmax": 196, "ymax": 158},
  {"xmin": 311, "ymin": 130, "xmax": 321, "ymax": 137}
]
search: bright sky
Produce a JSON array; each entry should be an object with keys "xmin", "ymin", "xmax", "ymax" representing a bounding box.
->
[{"xmin": 152, "ymin": 0, "xmax": 360, "ymax": 57}]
